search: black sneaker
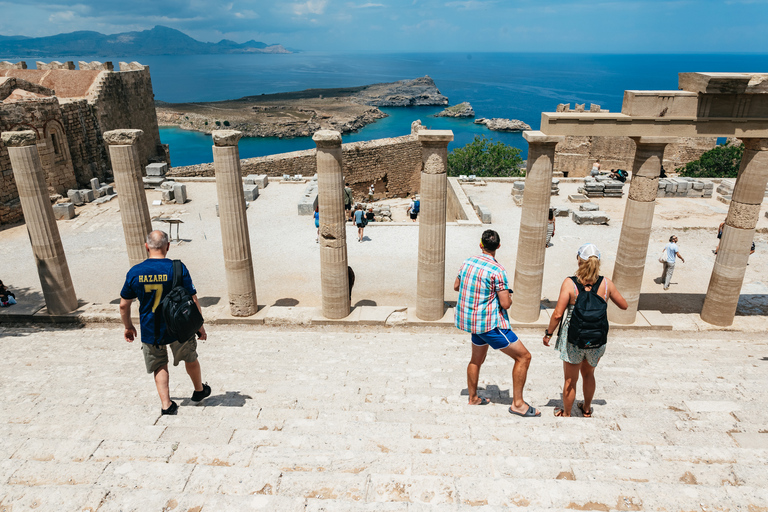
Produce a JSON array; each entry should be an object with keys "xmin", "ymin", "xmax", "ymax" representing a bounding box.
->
[
  {"xmin": 191, "ymin": 383, "xmax": 211, "ymax": 403},
  {"xmin": 161, "ymin": 401, "xmax": 178, "ymax": 415}
]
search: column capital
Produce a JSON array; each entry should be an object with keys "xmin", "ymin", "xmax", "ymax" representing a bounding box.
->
[
  {"xmin": 103, "ymin": 129, "xmax": 143, "ymax": 146},
  {"xmin": 523, "ymin": 131, "xmax": 564, "ymax": 145},
  {"xmin": 1, "ymin": 130, "xmax": 37, "ymax": 147},
  {"xmin": 740, "ymin": 138, "xmax": 768, "ymax": 151},
  {"xmin": 313, "ymin": 130, "xmax": 342, "ymax": 148},
  {"xmin": 418, "ymin": 130, "xmax": 454, "ymax": 146},
  {"xmin": 212, "ymin": 130, "xmax": 243, "ymax": 147},
  {"xmin": 630, "ymin": 136, "xmax": 678, "ymax": 146}
]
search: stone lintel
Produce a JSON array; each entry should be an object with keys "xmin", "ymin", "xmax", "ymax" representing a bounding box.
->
[
  {"xmin": 523, "ymin": 130, "xmax": 564, "ymax": 145},
  {"xmin": 212, "ymin": 130, "xmax": 243, "ymax": 147},
  {"xmin": 630, "ymin": 136, "xmax": 680, "ymax": 146},
  {"xmin": 679, "ymin": 72, "xmax": 768, "ymax": 95},
  {"xmin": 103, "ymin": 129, "xmax": 143, "ymax": 146},
  {"xmin": 1, "ymin": 130, "xmax": 37, "ymax": 147},
  {"xmin": 418, "ymin": 130, "xmax": 454, "ymax": 145},
  {"xmin": 312, "ymin": 130, "xmax": 342, "ymax": 146}
]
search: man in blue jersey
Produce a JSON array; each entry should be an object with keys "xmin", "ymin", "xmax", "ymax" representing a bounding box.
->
[{"xmin": 119, "ymin": 230, "xmax": 210, "ymax": 415}]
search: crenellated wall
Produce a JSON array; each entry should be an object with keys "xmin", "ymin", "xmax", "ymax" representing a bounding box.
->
[{"xmin": 168, "ymin": 135, "xmax": 423, "ymax": 198}]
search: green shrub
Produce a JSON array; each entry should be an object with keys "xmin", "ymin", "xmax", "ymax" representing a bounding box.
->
[
  {"xmin": 677, "ymin": 142, "xmax": 743, "ymax": 178},
  {"xmin": 215, "ymin": 120, "xmax": 221, "ymax": 126},
  {"xmin": 447, "ymin": 135, "xmax": 524, "ymax": 177},
  {"xmin": 223, "ymin": 120, "xmax": 230, "ymax": 127}
]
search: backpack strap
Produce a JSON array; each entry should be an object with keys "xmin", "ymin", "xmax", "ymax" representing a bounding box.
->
[{"xmin": 172, "ymin": 260, "xmax": 183, "ymax": 289}]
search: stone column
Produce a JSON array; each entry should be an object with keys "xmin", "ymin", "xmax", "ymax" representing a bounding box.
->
[
  {"xmin": 701, "ymin": 138, "xmax": 768, "ymax": 326},
  {"xmin": 2, "ymin": 131, "xmax": 78, "ymax": 314},
  {"xmin": 608, "ymin": 137, "xmax": 675, "ymax": 324},
  {"xmin": 212, "ymin": 130, "xmax": 258, "ymax": 316},
  {"xmin": 104, "ymin": 129, "xmax": 152, "ymax": 267},
  {"xmin": 313, "ymin": 130, "xmax": 350, "ymax": 319},
  {"xmin": 510, "ymin": 131, "xmax": 563, "ymax": 322},
  {"xmin": 416, "ymin": 130, "xmax": 453, "ymax": 321}
]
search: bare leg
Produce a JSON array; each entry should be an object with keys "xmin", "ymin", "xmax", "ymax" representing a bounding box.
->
[
  {"xmin": 579, "ymin": 359, "xmax": 598, "ymax": 413},
  {"xmin": 499, "ymin": 340, "xmax": 533, "ymax": 413},
  {"xmin": 467, "ymin": 343, "xmax": 489, "ymax": 404},
  {"xmin": 153, "ymin": 364, "xmax": 172, "ymax": 409},
  {"xmin": 560, "ymin": 361, "xmax": 581, "ymax": 417},
  {"xmin": 185, "ymin": 359, "xmax": 203, "ymax": 392}
]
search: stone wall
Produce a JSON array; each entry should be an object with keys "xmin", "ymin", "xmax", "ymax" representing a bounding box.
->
[
  {"xmin": 93, "ymin": 64, "xmax": 164, "ymax": 171},
  {"xmin": 60, "ymin": 100, "xmax": 109, "ymax": 184},
  {"xmin": 169, "ymin": 135, "xmax": 423, "ymax": 198},
  {"xmin": 554, "ymin": 135, "xmax": 716, "ymax": 177}
]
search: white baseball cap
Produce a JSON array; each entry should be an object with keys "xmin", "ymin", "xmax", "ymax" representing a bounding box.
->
[{"xmin": 577, "ymin": 243, "xmax": 601, "ymax": 260}]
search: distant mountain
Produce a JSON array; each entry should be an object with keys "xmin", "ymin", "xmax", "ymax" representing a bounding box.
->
[{"xmin": 0, "ymin": 26, "xmax": 291, "ymax": 57}]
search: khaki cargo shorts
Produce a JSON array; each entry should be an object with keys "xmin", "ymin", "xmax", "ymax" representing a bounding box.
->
[{"xmin": 142, "ymin": 338, "xmax": 198, "ymax": 374}]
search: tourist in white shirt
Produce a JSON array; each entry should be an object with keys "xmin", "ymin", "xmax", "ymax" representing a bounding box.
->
[{"xmin": 661, "ymin": 235, "xmax": 685, "ymax": 290}]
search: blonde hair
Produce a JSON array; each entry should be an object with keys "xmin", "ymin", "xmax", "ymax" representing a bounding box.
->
[{"xmin": 575, "ymin": 256, "xmax": 600, "ymax": 285}]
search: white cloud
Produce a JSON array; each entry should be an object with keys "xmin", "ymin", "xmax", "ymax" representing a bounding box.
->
[
  {"xmin": 445, "ymin": 0, "xmax": 494, "ymax": 9},
  {"xmin": 48, "ymin": 10, "xmax": 77, "ymax": 23},
  {"xmin": 349, "ymin": 2, "xmax": 385, "ymax": 7},
  {"xmin": 292, "ymin": 0, "xmax": 328, "ymax": 16}
]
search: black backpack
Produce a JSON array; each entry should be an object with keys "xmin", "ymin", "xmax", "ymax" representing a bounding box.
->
[
  {"xmin": 155, "ymin": 260, "xmax": 204, "ymax": 345},
  {"xmin": 567, "ymin": 276, "xmax": 609, "ymax": 349}
]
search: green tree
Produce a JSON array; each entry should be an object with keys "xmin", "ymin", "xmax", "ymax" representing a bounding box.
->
[
  {"xmin": 447, "ymin": 135, "xmax": 524, "ymax": 177},
  {"xmin": 677, "ymin": 142, "xmax": 743, "ymax": 178}
]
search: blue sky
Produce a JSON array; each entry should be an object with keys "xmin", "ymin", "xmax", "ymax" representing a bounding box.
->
[{"xmin": 0, "ymin": 0, "xmax": 765, "ymax": 53}]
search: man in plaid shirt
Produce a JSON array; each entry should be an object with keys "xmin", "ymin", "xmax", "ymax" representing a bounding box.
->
[{"xmin": 454, "ymin": 230, "xmax": 540, "ymax": 417}]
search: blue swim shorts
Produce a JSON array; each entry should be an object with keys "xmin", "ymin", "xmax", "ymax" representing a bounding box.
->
[{"xmin": 471, "ymin": 328, "xmax": 519, "ymax": 350}]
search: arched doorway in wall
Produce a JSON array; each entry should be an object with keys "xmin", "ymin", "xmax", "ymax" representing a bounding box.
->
[{"xmin": 43, "ymin": 120, "xmax": 77, "ymax": 193}]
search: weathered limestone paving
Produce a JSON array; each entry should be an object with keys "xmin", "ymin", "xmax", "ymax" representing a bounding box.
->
[
  {"xmin": 416, "ymin": 130, "xmax": 453, "ymax": 321},
  {"xmin": 313, "ymin": 130, "xmax": 350, "ymax": 319},
  {"xmin": 609, "ymin": 137, "xmax": 675, "ymax": 324},
  {"xmin": 701, "ymin": 138, "xmax": 768, "ymax": 326},
  {"xmin": 105, "ymin": 129, "xmax": 152, "ymax": 268},
  {"xmin": 2, "ymin": 130, "xmax": 77, "ymax": 314},
  {"xmin": 510, "ymin": 131, "xmax": 563, "ymax": 323},
  {"xmin": 212, "ymin": 130, "xmax": 258, "ymax": 316}
]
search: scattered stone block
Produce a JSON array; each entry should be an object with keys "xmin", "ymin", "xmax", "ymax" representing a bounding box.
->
[
  {"xmin": 512, "ymin": 195, "xmax": 524, "ymax": 207},
  {"xmin": 245, "ymin": 174, "xmax": 269, "ymax": 188},
  {"xmin": 475, "ymin": 204, "xmax": 492, "ymax": 224},
  {"xmin": 243, "ymin": 184, "xmax": 259, "ymax": 201},
  {"xmin": 67, "ymin": 189, "xmax": 83, "ymax": 206},
  {"xmin": 580, "ymin": 202, "xmax": 599, "ymax": 211},
  {"xmin": 298, "ymin": 182, "xmax": 317, "ymax": 215},
  {"xmin": 568, "ymin": 194, "xmax": 589, "ymax": 203},
  {"xmin": 52, "ymin": 203, "xmax": 75, "ymax": 220},
  {"xmin": 79, "ymin": 189, "xmax": 95, "ymax": 202},
  {"xmin": 553, "ymin": 207, "xmax": 571, "ymax": 217},
  {"xmin": 512, "ymin": 181, "xmax": 525, "ymax": 192},
  {"xmin": 93, "ymin": 194, "xmax": 116, "ymax": 205},
  {"xmin": 146, "ymin": 163, "xmax": 167, "ymax": 176},
  {"xmin": 718, "ymin": 194, "xmax": 732, "ymax": 205},
  {"xmin": 98, "ymin": 185, "xmax": 114, "ymax": 196},
  {"xmin": 89, "ymin": 177, "xmax": 100, "ymax": 191},
  {"xmin": 173, "ymin": 183, "xmax": 187, "ymax": 204},
  {"xmin": 572, "ymin": 211, "xmax": 610, "ymax": 225},
  {"xmin": 143, "ymin": 176, "xmax": 165, "ymax": 189},
  {"xmin": 161, "ymin": 189, "xmax": 174, "ymax": 202}
]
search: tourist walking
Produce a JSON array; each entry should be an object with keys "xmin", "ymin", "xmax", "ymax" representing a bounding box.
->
[
  {"xmin": 714, "ymin": 221, "xmax": 725, "ymax": 254},
  {"xmin": 661, "ymin": 235, "xmax": 684, "ymax": 290},
  {"xmin": 407, "ymin": 195, "xmax": 420, "ymax": 222},
  {"xmin": 546, "ymin": 208, "xmax": 556, "ymax": 247},
  {"xmin": 354, "ymin": 204, "xmax": 366, "ymax": 242},
  {"xmin": 454, "ymin": 230, "xmax": 540, "ymax": 417},
  {"xmin": 368, "ymin": 182, "xmax": 375, "ymax": 202},
  {"xmin": 344, "ymin": 183, "xmax": 354, "ymax": 221},
  {"xmin": 314, "ymin": 206, "xmax": 320, "ymax": 243},
  {"xmin": 119, "ymin": 230, "xmax": 211, "ymax": 415},
  {"xmin": 543, "ymin": 243, "xmax": 627, "ymax": 417}
]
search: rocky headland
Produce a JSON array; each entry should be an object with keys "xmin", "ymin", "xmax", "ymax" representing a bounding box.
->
[
  {"xmin": 434, "ymin": 102, "xmax": 475, "ymax": 118},
  {"xmin": 474, "ymin": 118, "xmax": 532, "ymax": 131},
  {"xmin": 156, "ymin": 76, "xmax": 448, "ymax": 138}
]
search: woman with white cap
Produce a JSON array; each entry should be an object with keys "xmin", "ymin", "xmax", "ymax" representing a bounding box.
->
[{"xmin": 543, "ymin": 243, "xmax": 627, "ymax": 417}]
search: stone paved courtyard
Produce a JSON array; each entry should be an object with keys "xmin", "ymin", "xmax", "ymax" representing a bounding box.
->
[{"xmin": 1, "ymin": 324, "xmax": 766, "ymax": 511}]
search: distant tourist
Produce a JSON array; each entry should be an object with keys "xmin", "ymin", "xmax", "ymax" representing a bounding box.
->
[
  {"xmin": 407, "ymin": 196, "xmax": 420, "ymax": 222},
  {"xmin": 0, "ymin": 280, "xmax": 16, "ymax": 307},
  {"xmin": 354, "ymin": 204, "xmax": 367, "ymax": 242},
  {"xmin": 659, "ymin": 165, "xmax": 667, "ymax": 179},
  {"xmin": 454, "ymin": 229, "xmax": 540, "ymax": 417},
  {"xmin": 543, "ymin": 243, "xmax": 627, "ymax": 417},
  {"xmin": 366, "ymin": 206, "xmax": 375, "ymax": 222},
  {"xmin": 661, "ymin": 235, "xmax": 684, "ymax": 290},
  {"xmin": 609, "ymin": 169, "xmax": 628, "ymax": 182},
  {"xmin": 590, "ymin": 159, "xmax": 601, "ymax": 177},
  {"xmin": 368, "ymin": 182, "xmax": 375, "ymax": 202},
  {"xmin": 546, "ymin": 208, "xmax": 556, "ymax": 248},
  {"xmin": 714, "ymin": 221, "xmax": 725, "ymax": 254},
  {"xmin": 348, "ymin": 266, "xmax": 355, "ymax": 301},
  {"xmin": 344, "ymin": 183, "xmax": 354, "ymax": 221},
  {"xmin": 119, "ymin": 230, "xmax": 211, "ymax": 415},
  {"xmin": 314, "ymin": 206, "xmax": 320, "ymax": 243}
]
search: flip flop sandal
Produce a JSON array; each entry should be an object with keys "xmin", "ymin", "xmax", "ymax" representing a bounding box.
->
[
  {"xmin": 577, "ymin": 402, "xmax": 593, "ymax": 417},
  {"xmin": 508, "ymin": 404, "xmax": 541, "ymax": 417},
  {"xmin": 554, "ymin": 408, "xmax": 567, "ymax": 417},
  {"xmin": 470, "ymin": 397, "xmax": 490, "ymax": 405}
]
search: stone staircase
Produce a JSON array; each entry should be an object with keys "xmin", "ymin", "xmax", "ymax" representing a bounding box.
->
[{"xmin": 0, "ymin": 326, "xmax": 766, "ymax": 510}]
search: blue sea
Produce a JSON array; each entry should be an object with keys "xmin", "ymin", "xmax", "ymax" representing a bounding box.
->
[{"xmin": 11, "ymin": 52, "xmax": 768, "ymax": 165}]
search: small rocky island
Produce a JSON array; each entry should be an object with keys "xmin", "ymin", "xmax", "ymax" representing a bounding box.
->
[
  {"xmin": 474, "ymin": 118, "xmax": 532, "ymax": 132},
  {"xmin": 434, "ymin": 102, "xmax": 475, "ymax": 118},
  {"xmin": 156, "ymin": 76, "xmax": 448, "ymax": 138}
]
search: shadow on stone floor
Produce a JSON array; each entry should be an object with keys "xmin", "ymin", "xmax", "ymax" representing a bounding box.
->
[
  {"xmin": 638, "ymin": 292, "xmax": 768, "ymax": 315},
  {"xmin": 179, "ymin": 390, "xmax": 252, "ymax": 407},
  {"xmin": 273, "ymin": 297, "xmax": 299, "ymax": 307}
]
